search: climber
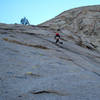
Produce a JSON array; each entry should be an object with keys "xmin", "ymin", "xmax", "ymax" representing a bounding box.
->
[{"xmin": 55, "ymin": 33, "xmax": 61, "ymax": 44}]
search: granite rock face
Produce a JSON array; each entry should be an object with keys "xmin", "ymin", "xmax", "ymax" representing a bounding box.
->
[
  {"xmin": 0, "ymin": 5, "xmax": 100, "ymax": 100},
  {"xmin": 40, "ymin": 5, "xmax": 100, "ymax": 51}
]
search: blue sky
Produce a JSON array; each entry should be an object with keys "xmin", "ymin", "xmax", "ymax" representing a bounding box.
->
[{"xmin": 0, "ymin": 0, "xmax": 100, "ymax": 25}]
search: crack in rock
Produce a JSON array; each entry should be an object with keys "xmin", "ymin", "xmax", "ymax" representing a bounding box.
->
[
  {"xmin": 30, "ymin": 90, "xmax": 69, "ymax": 96},
  {"xmin": 3, "ymin": 38, "xmax": 49, "ymax": 50},
  {"xmin": 25, "ymin": 72, "xmax": 41, "ymax": 78},
  {"xmin": 92, "ymin": 71, "xmax": 100, "ymax": 77}
]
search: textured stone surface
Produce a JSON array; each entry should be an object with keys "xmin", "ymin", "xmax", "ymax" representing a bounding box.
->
[
  {"xmin": 40, "ymin": 5, "xmax": 100, "ymax": 51},
  {"xmin": 0, "ymin": 6, "xmax": 100, "ymax": 100}
]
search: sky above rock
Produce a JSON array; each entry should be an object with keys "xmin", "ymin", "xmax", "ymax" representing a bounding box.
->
[{"xmin": 0, "ymin": 0, "xmax": 100, "ymax": 25}]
